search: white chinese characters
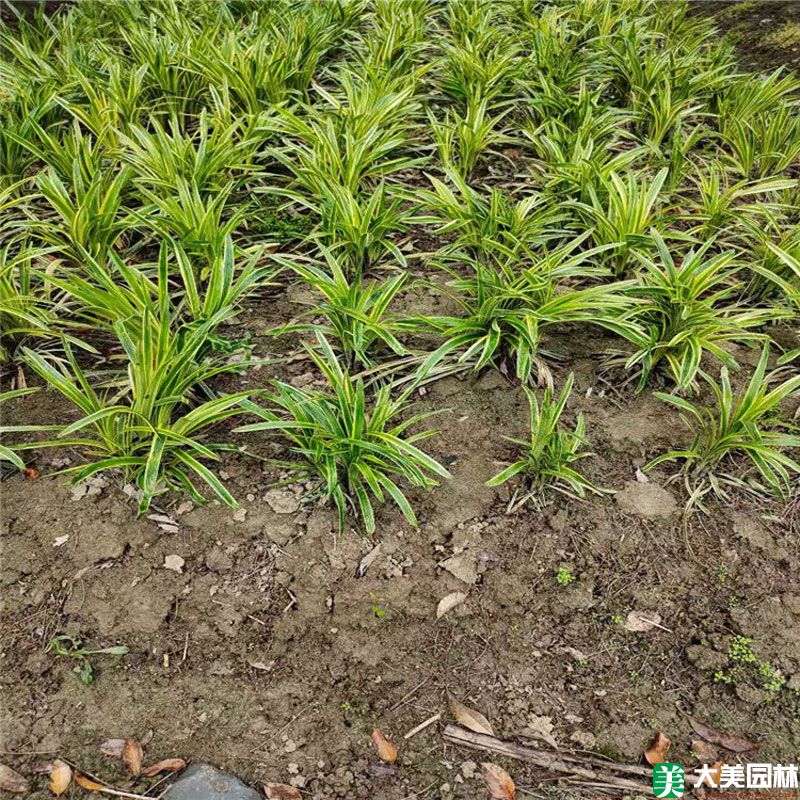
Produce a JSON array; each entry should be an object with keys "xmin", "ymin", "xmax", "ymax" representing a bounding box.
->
[{"xmin": 694, "ymin": 763, "xmax": 799, "ymax": 790}]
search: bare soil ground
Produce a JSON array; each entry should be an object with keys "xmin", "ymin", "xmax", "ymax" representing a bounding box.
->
[{"xmin": 3, "ymin": 4, "xmax": 800, "ymax": 799}]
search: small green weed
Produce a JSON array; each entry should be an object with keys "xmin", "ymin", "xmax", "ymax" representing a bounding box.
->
[
  {"xmin": 714, "ymin": 635, "xmax": 786, "ymax": 696},
  {"xmin": 47, "ymin": 634, "xmax": 129, "ymax": 685},
  {"xmin": 556, "ymin": 567, "xmax": 576, "ymax": 586}
]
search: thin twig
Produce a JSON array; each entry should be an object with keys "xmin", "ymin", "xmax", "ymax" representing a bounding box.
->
[{"xmin": 404, "ymin": 713, "xmax": 441, "ymax": 740}]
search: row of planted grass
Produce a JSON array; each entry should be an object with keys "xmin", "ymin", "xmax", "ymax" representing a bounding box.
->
[{"xmin": 0, "ymin": 0, "xmax": 798, "ymax": 531}]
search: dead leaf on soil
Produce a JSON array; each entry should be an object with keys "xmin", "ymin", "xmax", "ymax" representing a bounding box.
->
[
  {"xmin": 688, "ymin": 718, "xmax": 757, "ymax": 753},
  {"xmin": 481, "ymin": 762, "xmax": 515, "ymax": 800},
  {"xmin": 140, "ymin": 730, "xmax": 154, "ymax": 747},
  {"xmin": 141, "ymin": 759, "xmax": 187, "ymax": 777},
  {"xmin": 24, "ymin": 466, "xmax": 40, "ymax": 480},
  {"xmin": 99, "ymin": 739, "xmax": 125, "ymax": 757},
  {"xmin": 436, "ymin": 592, "xmax": 466, "ymax": 620},
  {"xmin": 264, "ymin": 783, "xmax": 302, "ymax": 800},
  {"xmin": 122, "ymin": 739, "xmax": 143, "ymax": 776},
  {"xmin": 148, "ymin": 513, "xmax": 178, "ymax": 529},
  {"xmin": 644, "ymin": 731, "xmax": 671, "ymax": 765},
  {"xmin": 624, "ymin": 610, "xmax": 663, "ymax": 633},
  {"xmin": 519, "ymin": 715, "xmax": 558, "ymax": 749},
  {"xmin": 691, "ymin": 740, "xmax": 718, "ymax": 763},
  {"xmin": 0, "ymin": 764, "xmax": 30, "ymax": 794},
  {"xmin": 371, "ymin": 729, "xmax": 399, "ymax": 763},
  {"xmin": 356, "ymin": 544, "xmax": 381, "ymax": 577},
  {"xmin": 75, "ymin": 773, "xmax": 107, "ymax": 792},
  {"xmin": 449, "ymin": 697, "xmax": 495, "ymax": 737},
  {"xmin": 367, "ymin": 762, "xmax": 397, "ymax": 778},
  {"xmin": 49, "ymin": 760, "xmax": 72, "ymax": 795}
]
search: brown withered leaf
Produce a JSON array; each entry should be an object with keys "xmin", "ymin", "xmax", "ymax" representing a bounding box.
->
[
  {"xmin": 689, "ymin": 718, "xmax": 757, "ymax": 753},
  {"xmin": 624, "ymin": 610, "xmax": 662, "ymax": 633},
  {"xmin": 449, "ymin": 697, "xmax": 495, "ymax": 737},
  {"xmin": 0, "ymin": 764, "xmax": 30, "ymax": 794},
  {"xmin": 371, "ymin": 729, "xmax": 398, "ymax": 763},
  {"xmin": 24, "ymin": 466, "xmax": 40, "ymax": 480},
  {"xmin": 49, "ymin": 760, "xmax": 72, "ymax": 796},
  {"xmin": 99, "ymin": 739, "xmax": 125, "ymax": 758},
  {"xmin": 644, "ymin": 731, "xmax": 671, "ymax": 765},
  {"xmin": 691, "ymin": 740, "xmax": 718, "ymax": 763},
  {"xmin": 140, "ymin": 730, "xmax": 154, "ymax": 747},
  {"xmin": 436, "ymin": 592, "xmax": 466, "ymax": 620},
  {"xmin": 141, "ymin": 759, "xmax": 187, "ymax": 777},
  {"xmin": 263, "ymin": 784, "xmax": 301, "ymax": 800},
  {"xmin": 367, "ymin": 762, "xmax": 397, "ymax": 778},
  {"xmin": 122, "ymin": 739, "xmax": 143, "ymax": 776},
  {"xmin": 31, "ymin": 761, "xmax": 54, "ymax": 775},
  {"xmin": 481, "ymin": 762, "xmax": 515, "ymax": 800},
  {"xmin": 75, "ymin": 773, "xmax": 107, "ymax": 792}
]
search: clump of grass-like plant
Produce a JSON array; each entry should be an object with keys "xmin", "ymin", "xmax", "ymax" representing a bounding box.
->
[
  {"xmin": 647, "ymin": 345, "xmax": 800, "ymax": 508},
  {"xmin": 418, "ymin": 233, "xmax": 636, "ymax": 384},
  {"xmin": 284, "ymin": 251, "xmax": 409, "ymax": 371},
  {"xmin": 236, "ymin": 335, "xmax": 449, "ymax": 533},
  {"xmin": 622, "ymin": 233, "xmax": 777, "ymax": 392},
  {"xmin": 487, "ymin": 373, "xmax": 604, "ymax": 509},
  {"xmin": 2, "ymin": 264, "xmax": 255, "ymax": 513}
]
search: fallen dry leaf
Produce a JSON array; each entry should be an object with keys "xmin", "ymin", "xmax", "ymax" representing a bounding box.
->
[
  {"xmin": 75, "ymin": 773, "xmax": 107, "ymax": 791},
  {"xmin": 31, "ymin": 761, "xmax": 54, "ymax": 775},
  {"xmin": 436, "ymin": 592, "xmax": 466, "ymax": 620},
  {"xmin": 99, "ymin": 739, "xmax": 125, "ymax": 757},
  {"xmin": 141, "ymin": 759, "xmax": 187, "ymax": 777},
  {"xmin": 24, "ymin": 466, "xmax": 40, "ymax": 480},
  {"xmin": 0, "ymin": 764, "xmax": 30, "ymax": 794},
  {"xmin": 482, "ymin": 762, "xmax": 515, "ymax": 800},
  {"xmin": 691, "ymin": 740, "xmax": 718, "ymax": 763},
  {"xmin": 140, "ymin": 730, "xmax": 155, "ymax": 747},
  {"xmin": 367, "ymin": 762, "xmax": 397, "ymax": 778},
  {"xmin": 624, "ymin": 610, "xmax": 662, "ymax": 633},
  {"xmin": 122, "ymin": 739, "xmax": 143, "ymax": 777},
  {"xmin": 449, "ymin": 697, "xmax": 495, "ymax": 737},
  {"xmin": 371, "ymin": 729, "xmax": 398, "ymax": 763},
  {"xmin": 49, "ymin": 760, "xmax": 72, "ymax": 795},
  {"xmin": 689, "ymin": 718, "xmax": 757, "ymax": 753},
  {"xmin": 519, "ymin": 715, "xmax": 558, "ymax": 749},
  {"xmin": 263, "ymin": 783, "xmax": 301, "ymax": 800},
  {"xmin": 644, "ymin": 731, "xmax": 671, "ymax": 765},
  {"xmin": 356, "ymin": 544, "xmax": 381, "ymax": 577}
]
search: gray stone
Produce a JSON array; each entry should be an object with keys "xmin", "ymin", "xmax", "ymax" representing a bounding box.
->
[
  {"xmin": 614, "ymin": 481, "xmax": 677, "ymax": 518},
  {"xmin": 163, "ymin": 764, "xmax": 261, "ymax": 800},
  {"xmin": 264, "ymin": 489, "xmax": 300, "ymax": 515},
  {"xmin": 440, "ymin": 552, "xmax": 479, "ymax": 584}
]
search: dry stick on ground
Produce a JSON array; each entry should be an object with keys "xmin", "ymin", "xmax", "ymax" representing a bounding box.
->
[
  {"xmin": 443, "ymin": 725, "xmax": 706, "ymax": 793},
  {"xmin": 55, "ymin": 758, "xmax": 169, "ymax": 800}
]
